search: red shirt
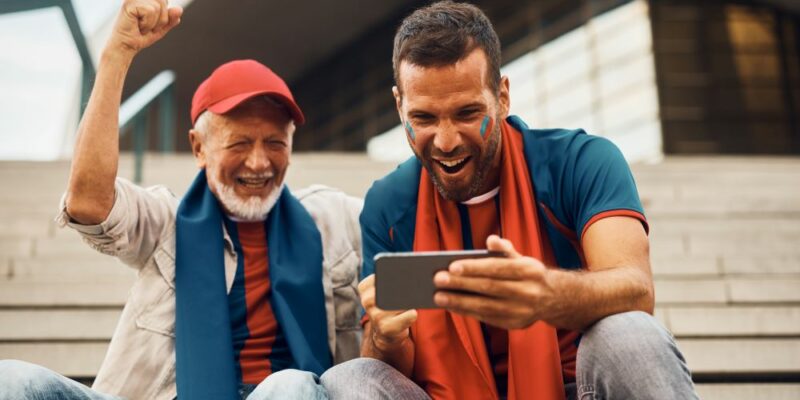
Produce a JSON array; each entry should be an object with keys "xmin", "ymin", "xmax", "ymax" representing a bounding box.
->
[{"xmin": 230, "ymin": 221, "xmax": 281, "ymax": 384}]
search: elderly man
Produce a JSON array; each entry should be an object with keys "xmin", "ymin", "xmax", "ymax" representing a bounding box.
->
[
  {"xmin": 325, "ymin": 2, "xmax": 700, "ymax": 400},
  {"xmin": 0, "ymin": 1, "xmax": 361, "ymax": 399}
]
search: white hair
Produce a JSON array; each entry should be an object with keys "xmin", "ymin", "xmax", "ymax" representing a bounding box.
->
[{"xmin": 194, "ymin": 109, "xmax": 214, "ymax": 137}]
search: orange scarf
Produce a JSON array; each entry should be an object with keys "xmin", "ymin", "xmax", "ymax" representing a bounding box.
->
[{"xmin": 411, "ymin": 120, "xmax": 565, "ymax": 400}]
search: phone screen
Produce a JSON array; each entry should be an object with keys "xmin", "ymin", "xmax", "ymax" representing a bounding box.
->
[{"xmin": 374, "ymin": 250, "xmax": 503, "ymax": 310}]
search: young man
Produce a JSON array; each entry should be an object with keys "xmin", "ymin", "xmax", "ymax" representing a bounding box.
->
[
  {"xmin": 0, "ymin": 1, "xmax": 362, "ymax": 399},
  {"xmin": 344, "ymin": 2, "xmax": 699, "ymax": 399}
]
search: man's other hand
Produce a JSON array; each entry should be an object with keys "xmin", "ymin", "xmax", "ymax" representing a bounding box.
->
[
  {"xmin": 433, "ymin": 234, "xmax": 556, "ymax": 329},
  {"xmin": 358, "ymin": 274, "xmax": 417, "ymax": 352},
  {"xmin": 108, "ymin": 0, "xmax": 183, "ymax": 56}
]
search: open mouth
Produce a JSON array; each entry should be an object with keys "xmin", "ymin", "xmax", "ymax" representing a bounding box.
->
[
  {"xmin": 236, "ymin": 176, "xmax": 271, "ymax": 189},
  {"xmin": 435, "ymin": 156, "xmax": 471, "ymax": 174}
]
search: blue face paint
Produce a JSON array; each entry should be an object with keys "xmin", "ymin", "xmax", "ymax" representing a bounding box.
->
[
  {"xmin": 479, "ymin": 115, "xmax": 491, "ymax": 139},
  {"xmin": 405, "ymin": 121, "xmax": 416, "ymax": 142}
]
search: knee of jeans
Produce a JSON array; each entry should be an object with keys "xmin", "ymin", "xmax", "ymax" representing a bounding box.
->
[
  {"xmin": 248, "ymin": 369, "xmax": 323, "ymax": 400},
  {"xmin": 0, "ymin": 360, "xmax": 59, "ymax": 391},
  {"xmin": 321, "ymin": 358, "xmax": 389, "ymax": 387},
  {"xmin": 578, "ymin": 311, "xmax": 675, "ymax": 367},
  {"xmin": 267, "ymin": 368, "xmax": 320, "ymax": 386}
]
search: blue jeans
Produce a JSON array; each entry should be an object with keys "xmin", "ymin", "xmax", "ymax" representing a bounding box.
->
[
  {"xmin": 325, "ymin": 311, "xmax": 700, "ymax": 400},
  {"xmin": 573, "ymin": 311, "xmax": 699, "ymax": 400},
  {"xmin": 240, "ymin": 360, "xmax": 426, "ymax": 400},
  {"xmin": 0, "ymin": 362, "xmax": 328, "ymax": 400},
  {"xmin": 0, "ymin": 359, "xmax": 426, "ymax": 400},
  {"xmin": 0, "ymin": 361, "xmax": 122, "ymax": 400}
]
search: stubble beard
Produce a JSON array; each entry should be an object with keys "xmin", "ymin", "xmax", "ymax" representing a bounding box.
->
[{"xmin": 424, "ymin": 120, "xmax": 501, "ymax": 202}]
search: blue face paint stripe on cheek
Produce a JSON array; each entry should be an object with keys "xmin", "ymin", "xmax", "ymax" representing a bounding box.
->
[
  {"xmin": 479, "ymin": 115, "xmax": 490, "ymax": 138},
  {"xmin": 405, "ymin": 121, "xmax": 416, "ymax": 142}
]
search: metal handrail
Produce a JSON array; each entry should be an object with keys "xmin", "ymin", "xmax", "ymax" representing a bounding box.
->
[
  {"xmin": 120, "ymin": 70, "xmax": 177, "ymax": 183},
  {"xmin": 1, "ymin": 1, "xmax": 178, "ymax": 182}
]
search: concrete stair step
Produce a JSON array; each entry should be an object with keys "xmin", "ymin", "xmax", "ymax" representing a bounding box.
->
[
  {"xmin": 0, "ymin": 223, "xmax": 52, "ymax": 240},
  {"xmin": 654, "ymin": 279, "xmax": 728, "ymax": 304},
  {"xmin": 32, "ymin": 236, "xmax": 111, "ymax": 259},
  {"xmin": 1, "ymin": 338, "xmax": 797, "ymax": 381},
  {"xmin": 635, "ymin": 174, "xmax": 800, "ymax": 189},
  {"xmin": 631, "ymin": 156, "xmax": 800, "ymax": 168},
  {"xmin": 0, "ymin": 310, "xmax": 120, "ymax": 341},
  {"xmin": 643, "ymin": 200, "xmax": 800, "ymax": 218},
  {"xmin": 688, "ymin": 233, "xmax": 800, "ymax": 256},
  {"xmin": 5, "ymin": 246, "xmax": 795, "ymax": 283},
  {"xmin": 0, "ymin": 239, "xmax": 33, "ymax": 259},
  {"xmin": 680, "ymin": 338, "xmax": 800, "ymax": 376},
  {"xmin": 648, "ymin": 218, "xmax": 800, "ymax": 234},
  {"xmin": 632, "ymin": 159, "xmax": 800, "ymax": 174},
  {"xmin": 8, "ymin": 259, "xmax": 133, "ymax": 282},
  {"xmin": 652, "ymin": 255, "xmax": 719, "ymax": 276},
  {"xmin": 0, "ymin": 280, "xmax": 133, "ymax": 307},
  {"xmin": 0, "ymin": 342, "xmax": 107, "ymax": 378},
  {"xmin": 2, "ymin": 305, "xmax": 795, "ymax": 342},
  {"xmin": 722, "ymin": 255, "xmax": 800, "ymax": 275},
  {"xmin": 637, "ymin": 183, "xmax": 800, "ymax": 200},
  {"xmin": 728, "ymin": 278, "xmax": 800, "ymax": 303},
  {"xmin": 4, "ymin": 274, "xmax": 796, "ymax": 307},
  {"xmin": 653, "ymin": 256, "xmax": 800, "ymax": 277},
  {"xmin": 660, "ymin": 305, "xmax": 800, "ymax": 337},
  {"xmin": 651, "ymin": 254, "xmax": 800, "ymax": 277},
  {"xmin": 695, "ymin": 384, "xmax": 800, "ymax": 400},
  {"xmin": 655, "ymin": 277, "xmax": 800, "ymax": 305}
]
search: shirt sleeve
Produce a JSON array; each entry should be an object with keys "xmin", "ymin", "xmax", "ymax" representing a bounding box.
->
[
  {"xmin": 359, "ymin": 188, "xmax": 394, "ymax": 280},
  {"xmin": 293, "ymin": 184, "xmax": 365, "ymax": 276},
  {"xmin": 565, "ymin": 136, "xmax": 648, "ymax": 240},
  {"xmin": 56, "ymin": 177, "xmax": 178, "ymax": 268},
  {"xmin": 343, "ymin": 194, "xmax": 365, "ymax": 273}
]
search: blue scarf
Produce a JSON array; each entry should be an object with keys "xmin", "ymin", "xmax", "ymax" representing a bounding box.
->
[{"xmin": 175, "ymin": 171, "xmax": 331, "ymax": 399}]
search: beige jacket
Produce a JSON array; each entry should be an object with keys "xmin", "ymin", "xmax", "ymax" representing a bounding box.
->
[{"xmin": 57, "ymin": 178, "xmax": 363, "ymax": 400}]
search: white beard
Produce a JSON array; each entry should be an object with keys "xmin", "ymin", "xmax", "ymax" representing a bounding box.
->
[{"xmin": 208, "ymin": 170, "xmax": 283, "ymax": 222}]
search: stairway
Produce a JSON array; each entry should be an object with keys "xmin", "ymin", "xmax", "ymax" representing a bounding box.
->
[{"xmin": 1, "ymin": 153, "xmax": 798, "ymax": 398}]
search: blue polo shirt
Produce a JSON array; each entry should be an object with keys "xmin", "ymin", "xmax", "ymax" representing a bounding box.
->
[{"xmin": 359, "ymin": 115, "xmax": 648, "ymax": 381}]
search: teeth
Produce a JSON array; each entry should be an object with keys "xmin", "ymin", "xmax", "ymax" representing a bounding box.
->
[
  {"xmin": 238, "ymin": 176, "xmax": 271, "ymax": 187},
  {"xmin": 439, "ymin": 158, "xmax": 466, "ymax": 168}
]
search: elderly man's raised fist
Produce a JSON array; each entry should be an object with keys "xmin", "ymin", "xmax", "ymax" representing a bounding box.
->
[{"xmin": 107, "ymin": 0, "xmax": 183, "ymax": 56}]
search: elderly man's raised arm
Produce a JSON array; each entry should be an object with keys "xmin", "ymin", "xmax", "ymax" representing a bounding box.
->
[{"xmin": 66, "ymin": 0, "xmax": 182, "ymax": 224}]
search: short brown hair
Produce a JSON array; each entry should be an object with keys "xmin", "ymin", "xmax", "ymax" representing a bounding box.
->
[{"xmin": 392, "ymin": 1, "xmax": 501, "ymax": 95}]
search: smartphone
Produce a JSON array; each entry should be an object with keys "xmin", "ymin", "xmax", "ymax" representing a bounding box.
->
[{"xmin": 374, "ymin": 249, "xmax": 504, "ymax": 310}]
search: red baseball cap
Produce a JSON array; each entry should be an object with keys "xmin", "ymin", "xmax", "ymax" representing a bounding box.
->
[{"xmin": 190, "ymin": 59, "xmax": 305, "ymax": 125}]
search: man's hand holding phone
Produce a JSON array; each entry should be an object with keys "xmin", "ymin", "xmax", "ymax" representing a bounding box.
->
[
  {"xmin": 365, "ymin": 234, "xmax": 554, "ymax": 337},
  {"xmin": 432, "ymin": 235, "xmax": 555, "ymax": 330},
  {"xmin": 358, "ymin": 275, "xmax": 417, "ymax": 353}
]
